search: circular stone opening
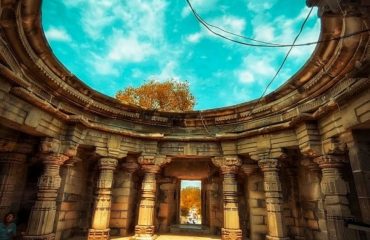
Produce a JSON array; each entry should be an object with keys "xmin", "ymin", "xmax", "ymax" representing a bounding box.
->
[{"xmin": 42, "ymin": 0, "xmax": 320, "ymax": 110}]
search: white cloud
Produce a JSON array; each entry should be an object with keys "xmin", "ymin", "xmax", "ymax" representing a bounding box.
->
[
  {"xmin": 150, "ymin": 60, "xmax": 179, "ymax": 81},
  {"xmin": 187, "ymin": 32, "xmax": 203, "ymax": 43},
  {"xmin": 107, "ymin": 32, "xmax": 156, "ymax": 63},
  {"xmin": 236, "ymin": 54, "xmax": 276, "ymax": 85},
  {"xmin": 45, "ymin": 27, "xmax": 71, "ymax": 42},
  {"xmin": 181, "ymin": 0, "xmax": 219, "ymax": 18},
  {"xmin": 88, "ymin": 53, "xmax": 119, "ymax": 76},
  {"xmin": 186, "ymin": 15, "xmax": 246, "ymax": 44},
  {"xmin": 238, "ymin": 71, "xmax": 255, "ymax": 84},
  {"xmin": 213, "ymin": 16, "xmax": 246, "ymax": 35},
  {"xmin": 253, "ymin": 25, "xmax": 275, "ymax": 42},
  {"xmin": 247, "ymin": 0, "xmax": 278, "ymax": 12}
]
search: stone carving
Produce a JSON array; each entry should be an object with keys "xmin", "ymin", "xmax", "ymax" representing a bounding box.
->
[
  {"xmin": 258, "ymin": 158, "xmax": 289, "ymax": 240},
  {"xmin": 88, "ymin": 157, "xmax": 118, "ymax": 239},
  {"xmin": 23, "ymin": 149, "xmax": 71, "ymax": 240},
  {"xmin": 314, "ymin": 154, "xmax": 355, "ymax": 240},
  {"xmin": 134, "ymin": 155, "xmax": 171, "ymax": 240},
  {"xmin": 212, "ymin": 156, "xmax": 242, "ymax": 240}
]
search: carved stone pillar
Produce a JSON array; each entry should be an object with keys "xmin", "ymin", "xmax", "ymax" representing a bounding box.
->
[
  {"xmin": 258, "ymin": 158, "xmax": 289, "ymax": 240},
  {"xmin": 205, "ymin": 181, "xmax": 219, "ymax": 234},
  {"xmin": 134, "ymin": 155, "xmax": 171, "ymax": 240},
  {"xmin": 300, "ymin": 158, "xmax": 328, "ymax": 240},
  {"xmin": 213, "ymin": 156, "xmax": 242, "ymax": 240},
  {"xmin": 118, "ymin": 158, "xmax": 139, "ymax": 236},
  {"xmin": 88, "ymin": 157, "xmax": 118, "ymax": 240},
  {"xmin": 285, "ymin": 164, "xmax": 305, "ymax": 240},
  {"xmin": 159, "ymin": 181, "xmax": 176, "ymax": 232},
  {"xmin": 241, "ymin": 163, "xmax": 259, "ymax": 240},
  {"xmin": 315, "ymin": 154, "xmax": 358, "ymax": 240},
  {"xmin": 0, "ymin": 152, "xmax": 27, "ymax": 218},
  {"xmin": 23, "ymin": 153, "xmax": 69, "ymax": 240}
]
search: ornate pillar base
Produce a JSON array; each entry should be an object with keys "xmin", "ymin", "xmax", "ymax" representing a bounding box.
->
[
  {"xmin": 22, "ymin": 234, "xmax": 55, "ymax": 240},
  {"xmin": 221, "ymin": 228, "xmax": 242, "ymax": 240},
  {"xmin": 266, "ymin": 236, "xmax": 290, "ymax": 240},
  {"xmin": 87, "ymin": 229, "xmax": 110, "ymax": 240},
  {"xmin": 133, "ymin": 225, "xmax": 157, "ymax": 240}
]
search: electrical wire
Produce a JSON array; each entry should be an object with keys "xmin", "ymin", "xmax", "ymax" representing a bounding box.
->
[
  {"xmin": 244, "ymin": 7, "xmax": 315, "ymax": 119},
  {"xmin": 185, "ymin": 0, "xmax": 370, "ymax": 48}
]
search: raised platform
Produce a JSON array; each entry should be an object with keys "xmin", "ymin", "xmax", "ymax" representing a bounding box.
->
[{"xmin": 170, "ymin": 225, "xmax": 211, "ymax": 235}]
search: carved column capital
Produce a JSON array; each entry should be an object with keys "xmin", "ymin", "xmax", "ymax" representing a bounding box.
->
[
  {"xmin": 40, "ymin": 137, "xmax": 78, "ymax": 158},
  {"xmin": 138, "ymin": 154, "xmax": 171, "ymax": 166},
  {"xmin": 241, "ymin": 163, "xmax": 259, "ymax": 176},
  {"xmin": 314, "ymin": 154, "xmax": 348, "ymax": 169},
  {"xmin": 98, "ymin": 157, "xmax": 118, "ymax": 170},
  {"xmin": 40, "ymin": 153, "xmax": 69, "ymax": 166},
  {"xmin": 258, "ymin": 158, "xmax": 280, "ymax": 172},
  {"xmin": 212, "ymin": 155, "xmax": 241, "ymax": 174},
  {"xmin": 301, "ymin": 157, "xmax": 321, "ymax": 172}
]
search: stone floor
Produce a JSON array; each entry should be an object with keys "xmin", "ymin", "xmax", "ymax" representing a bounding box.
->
[
  {"xmin": 72, "ymin": 234, "xmax": 220, "ymax": 240},
  {"xmin": 119, "ymin": 234, "xmax": 220, "ymax": 239}
]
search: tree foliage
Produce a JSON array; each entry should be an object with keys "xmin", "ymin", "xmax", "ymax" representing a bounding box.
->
[
  {"xmin": 115, "ymin": 79, "xmax": 195, "ymax": 112},
  {"xmin": 180, "ymin": 186, "xmax": 201, "ymax": 216}
]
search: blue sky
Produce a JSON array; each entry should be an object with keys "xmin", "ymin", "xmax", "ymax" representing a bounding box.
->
[
  {"xmin": 42, "ymin": 0, "xmax": 320, "ymax": 110},
  {"xmin": 181, "ymin": 180, "xmax": 201, "ymax": 189}
]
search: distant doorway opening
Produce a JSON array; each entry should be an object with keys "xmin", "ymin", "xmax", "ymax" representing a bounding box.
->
[{"xmin": 180, "ymin": 180, "xmax": 202, "ymax": 224}]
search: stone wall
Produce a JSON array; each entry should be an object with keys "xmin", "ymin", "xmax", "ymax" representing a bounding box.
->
[
  {"xmin": 247, "ymin": 174, "xmax": 267, "ymax": 240},
  {"xmin": 110, "ymin": 169, "xmax": 139, "ymax": 236},
  {"xmin": 55, "ymin": 160, "xmax": 95, "ymax": 239}
]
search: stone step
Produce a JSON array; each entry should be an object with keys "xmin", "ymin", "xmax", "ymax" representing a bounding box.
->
[{"xmin": 170, "ymin": 224, "xmax": 211, "ymax": 235}]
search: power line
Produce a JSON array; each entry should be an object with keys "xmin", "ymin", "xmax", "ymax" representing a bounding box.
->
[
  {"xmin": 245, "ymin": 7, "xmax": 314, "ymax": 118},
  {"xmin": 185, "ymin": 0, "xmax": 370, "ymax": 48}
]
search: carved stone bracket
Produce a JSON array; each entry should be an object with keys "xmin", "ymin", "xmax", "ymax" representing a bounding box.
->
[
  {"xmin": 212, "ymin": 155, "xmax": 241, "ymax": 174},
  {"xmin": 138, "ymin": 154, "xmax": 171, "ymax": 167}
]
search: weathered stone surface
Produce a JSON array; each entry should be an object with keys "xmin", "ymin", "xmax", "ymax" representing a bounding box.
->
[{"xmin": 0, "ymin": 1, "xmax": 369, "ymax": 240}]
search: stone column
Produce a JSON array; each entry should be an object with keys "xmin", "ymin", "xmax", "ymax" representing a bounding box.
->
[
  {"xmin": 206, "ymin": 181, "xmax": 219, "ymax": 234},
  {"xmin": 315, "ymin": 154, "xmax": 358, "ymax": 240},
  {"xmin": 213, "ymin": 156, "xmax": 242, "ymax": 240},
  {"xmin": 241, "ymin": 163, "xmax": 259, "ymax": 240},
  {"xmin": 23, "ymin": 153, "xmax": 69, "ymax": 240},
  {"xmin": 258, "ymin": 158, "xmax": 289, "ymax": 240},
  {"xmin": 159, "ymin": 181, "xmax": 176, "ymax": 232},
  {"xmin": 88, "ymin": 157, "xmax": 118, "ymax": 239},
  {"xmin": 300, "ymin": 158, "xmax": 328, "ymax": 240},
  {"xmin": 0, "ymin": 152, "xmax": 27, "ymax": 218},
  {"xmin": 285, "ymin": 165, "xmax": 305, "ymax": 239},
  {"xmin": 341, "ymin": 131, "xmax": 370, "ymax": 224},
  {"xmin": 118, "ymin": 158, "xmax": 139, "ymax": 236},
  {"xmin": 134, "ymin": 155, "xmax": 171, "ymax": 240}
]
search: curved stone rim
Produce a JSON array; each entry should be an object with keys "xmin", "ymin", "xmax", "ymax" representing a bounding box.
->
[{"xmin": 0, "ymin": 0, "xmax": 369, "ymax": 131}]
